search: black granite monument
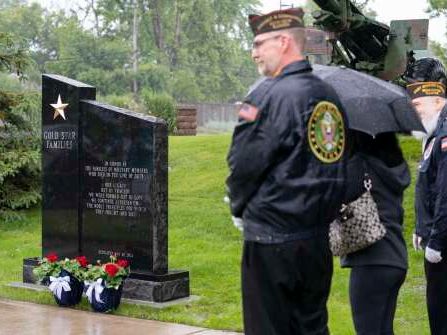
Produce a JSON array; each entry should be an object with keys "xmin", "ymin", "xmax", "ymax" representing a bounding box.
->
[
  {"xmin": 41, "ymin": 75, "xmax": 95, "ymax": 258},
  {"xmin": 23, "ymin": 74, "xmax": 189, "ymax": 302}
]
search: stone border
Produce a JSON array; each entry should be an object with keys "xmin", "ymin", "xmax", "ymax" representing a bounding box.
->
[{"xmin": 8, "ymin": 282, "xmax": 200, "ymax": 309}]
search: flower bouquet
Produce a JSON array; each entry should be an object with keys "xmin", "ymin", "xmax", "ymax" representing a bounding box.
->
[
  {"xmin": 84, "ymin": 255, "xmax": 130, "ymax": 313},
  {"xmin": 33, "ymin": 253, "xmax": 88, "ymax": 307}
]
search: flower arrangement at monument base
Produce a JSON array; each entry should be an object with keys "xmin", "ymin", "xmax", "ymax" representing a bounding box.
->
[
  {"xmin": 84, "ymin": 256, "xmax": 130, "ymax": 313},
  {"xmin": 33, "ymin": 253, "xmax": 88, "ymax": 307}
]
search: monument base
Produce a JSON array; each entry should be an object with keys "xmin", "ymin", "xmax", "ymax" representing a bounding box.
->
[{"xmin": 23, "ymin": 258, "xmax": 190, "ymax": 303}]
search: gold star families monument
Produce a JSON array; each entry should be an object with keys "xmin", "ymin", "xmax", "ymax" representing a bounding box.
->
[{"xmin": 22, "ymin": 74, "xmax": 190, "ymax": 303}]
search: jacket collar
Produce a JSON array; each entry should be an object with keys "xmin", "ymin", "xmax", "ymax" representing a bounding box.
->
[
  {"xmin": 278, "ymin": 60, "xmax": 312, "ymax": 77},
  {"xmin": 434, "ymin": 102, "xmax": 447, "ymax": 134},
  {"xmin": 424, "ymin": 102, "xmax": 447, "ymax": 148}
]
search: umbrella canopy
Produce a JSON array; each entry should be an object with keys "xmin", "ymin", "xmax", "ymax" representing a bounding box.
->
[{"xmin": 312, "ymin": 64, "xmax": 425, "ymax": 136}]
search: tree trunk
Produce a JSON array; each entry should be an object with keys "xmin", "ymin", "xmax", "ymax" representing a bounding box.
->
[
  {"xmin": 92, "ymin": 0, "xmax": 100, "ymax": 36},
  {"xmin": 171, "ymin": 0, "xmax": 181, "ymax": 67},
  {"xmin": 151, "ymin": 0, "xmax": 164, "ymax": 51},
  {"xmin": 132, "ymin": 0, "xmax": 139, "ymax": 95}
]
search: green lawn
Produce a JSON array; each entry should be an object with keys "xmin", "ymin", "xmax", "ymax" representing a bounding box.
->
[{"xmin": 0, "ymin": 134, "xmax": 430, "ymax": 334}]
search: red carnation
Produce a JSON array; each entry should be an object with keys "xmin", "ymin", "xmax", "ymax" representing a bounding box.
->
[
  {"xmin": 117, "ymin": 259, "xmax": 129, "ymax": 268},
  {"xmin": 46, "ymin": 253, "xmax": 58, "ymax": 263},
  {"xmin": 104, "ymin": 263, "xmax": 119, "ymax": 277},
  {"xmin": 75, "ymin": 256, "xmax": 88, "ymax": 267}
]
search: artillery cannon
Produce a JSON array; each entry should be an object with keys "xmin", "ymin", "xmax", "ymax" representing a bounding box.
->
[{"xmin": 311, "ymin": 0, "xmax": 429, "ymax": 80}]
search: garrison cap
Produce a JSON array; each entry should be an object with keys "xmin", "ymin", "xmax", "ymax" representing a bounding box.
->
[
  {"xmin": 404, "ymin": 57, "xmax": 447, "ymax": 98},
  {"xmin": 249, "ymin": 8, "xmax": 305, "ymax": 36}
]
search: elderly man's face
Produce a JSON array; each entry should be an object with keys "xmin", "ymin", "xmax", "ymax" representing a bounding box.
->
[
  {"xmin": 251, "ymin": 32, "xmax": 283, "ymax": 77},
  {"xmin": 412, "ymin": 96, "xmax": 446, "ymax": 136},
  {"xmin": 412, "ymin": 97, "xmax": 442, "ymax": 121}
]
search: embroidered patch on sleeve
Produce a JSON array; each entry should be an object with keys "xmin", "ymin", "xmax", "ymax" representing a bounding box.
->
[
  {"xmin": 238, "ymin": 103, "xmax": 259, "ymax": 122},
  {"xmin": 441, "ymin": 137, "xmax": 447, "ymax": 152},
  {"xmin": 307, "ymin": 101, "xmax": 345, "ymax": 163}
]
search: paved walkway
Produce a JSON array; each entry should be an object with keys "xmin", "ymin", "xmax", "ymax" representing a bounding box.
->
[{"xmin": 0, "ymin": 299, "xmax": 242, "ymax": 335}]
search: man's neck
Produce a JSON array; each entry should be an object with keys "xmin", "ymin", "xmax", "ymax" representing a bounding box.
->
[{"xmin": 272, "ymin": 55, "xmax": 305, "ymax": 77}]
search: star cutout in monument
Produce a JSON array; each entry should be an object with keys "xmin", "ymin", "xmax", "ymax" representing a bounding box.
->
[{"xmin": 50, "ymin": 94, "xmax": 69, "ymax": 120}]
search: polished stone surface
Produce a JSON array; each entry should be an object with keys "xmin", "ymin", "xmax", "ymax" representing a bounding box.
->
[
  {"xmin": 0, "ymin": 299, "xmax": 242, "ymax": 335},
  {"xmin": 22, "ymin": 258, "xmax": 39, "ymax": 284},
  {"xmin": 34, "ymin": 75, "xmax": 188, "ymax": 304},
  {"xmin": 81, "ymin": 101, "xmax": 168, "ymax": 274},
  {"xmin": 42, "ymin": 74, "xmax": 96, "ymax": 258},
  {"xmin": 123, "ymin": 273, "xmax": 189, "ymax": 302}
]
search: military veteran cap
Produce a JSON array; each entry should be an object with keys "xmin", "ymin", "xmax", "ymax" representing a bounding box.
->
[
  {"xmin": 406, "ymin": 82, "xmax": 446, "ymax": 99},
  {"xmin": 404, "ymin": 57, "xmax": 447, "ymax": 99},
  {"xmin": 249, "ymin": 8, "xmax": 305, "ymax": 36}
]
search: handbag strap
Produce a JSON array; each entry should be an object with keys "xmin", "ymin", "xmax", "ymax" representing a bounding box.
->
[{"xmin": 360, "ymin": 156, "xmax": 373, "ymax": 192}]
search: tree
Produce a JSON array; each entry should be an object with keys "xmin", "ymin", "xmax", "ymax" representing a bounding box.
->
[
  {"xmin": 425, "ymin": 1, "xmax": 447, "ymax": 68},
  {"xmin": 0, "ymin": 32, "xmax": 41, "ymax": 223},
  {"xmin": 73, "ymin": 0, "xmax": 260, "ymax": 101},
  {"xmin": 4, "ymin": 0, "xmax": 260, "ymax": 102},
  {"xmin": 428, "ymin": 0, "xmax": 447, "ymax": 16}
]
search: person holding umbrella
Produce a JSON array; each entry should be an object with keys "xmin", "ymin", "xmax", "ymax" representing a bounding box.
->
[
  {"xmin": 226, "ymin": 8, "xmax": 347, "ymax": 335},
  {"xmin": 404, "ymin": 57, "xmax": 447, "ymax": 335},
  {"xmin": 339, "ymin": 131, "xmax": 410, "ymax": 335},
  {"xmin": 312, "ymin": 65, "xmax": 424, "ymax": 334}
]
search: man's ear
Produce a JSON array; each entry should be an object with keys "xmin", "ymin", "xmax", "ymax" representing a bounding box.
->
[{"xmin": 279, "ymin": 34, "xmax": 291, "ymax": 53}]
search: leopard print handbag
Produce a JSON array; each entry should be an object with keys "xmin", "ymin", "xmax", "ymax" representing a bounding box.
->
[{"xmin": 329, "ymin": 178, "xmax": 386, "ymax": 257}]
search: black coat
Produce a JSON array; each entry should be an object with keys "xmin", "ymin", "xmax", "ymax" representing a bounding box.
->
[
  {"xmin": 341, "ymin": 136, "xmax": 410, "ymax": 270},
  {"xmin": 415, "ymin": 104, "xmax": 447, "ymax": 251},
  {"xmin": 226, "ymin": 60, "xmax": 347, "ymax": 243}
]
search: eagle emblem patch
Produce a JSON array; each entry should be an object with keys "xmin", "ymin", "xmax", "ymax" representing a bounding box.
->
[{"xmin": 308, "ymin": 101, "xmax": 345, "ymax": 163}]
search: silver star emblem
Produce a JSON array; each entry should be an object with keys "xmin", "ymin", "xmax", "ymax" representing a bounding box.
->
[{"xmin": 50, "ymin": 94, "xmax": 69, "ymax": 120}]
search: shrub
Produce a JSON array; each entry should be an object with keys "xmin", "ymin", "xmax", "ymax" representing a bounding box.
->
[
  {"xmin": 140, "ymin": 89, "xmax": 177, "ymax": 134},
  {"xmin": 100, "ymin": 94, "xmax": 144, "ymax": 113}
]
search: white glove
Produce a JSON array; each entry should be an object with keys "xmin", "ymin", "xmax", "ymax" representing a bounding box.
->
[
  {"xmin": 425, "ymin": 246, "xmax": 443, "ymax": 263},
  {"xmin": 231, "ymin": 216, "xmax": 244, "ymax": 231},
  {"xmin": 412, "ymin": 234, "xmax": 423, "ymax": 251}
]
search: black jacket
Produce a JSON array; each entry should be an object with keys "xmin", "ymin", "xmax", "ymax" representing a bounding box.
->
[
  {"xmin": 341, "ymin": 150, "xmax": 410, "ymax": 270},
  {"xmin": 415, "ymin": 104, "xmax": 447, "ymax": 251},
  {"xmin": 226, "ymin": 60, "xmax": 347, "ymax": 243}
]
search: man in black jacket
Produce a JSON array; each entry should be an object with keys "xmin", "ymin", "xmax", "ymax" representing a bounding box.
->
[
  {"xmin": 405, "ymin": 58, "xmax": 447, "ymax": 335},
  {"xmin": 226, "ymin": 8, "xmax": 347, "ymax": 335}
]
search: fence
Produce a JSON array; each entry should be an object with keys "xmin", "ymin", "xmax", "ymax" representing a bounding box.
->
[{"xmin": 181, "ymin": 103, "xmax": 239, "ymax": 134}]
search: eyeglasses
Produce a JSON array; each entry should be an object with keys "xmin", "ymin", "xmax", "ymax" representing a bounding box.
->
[{"xmin": 252, "ymin": 35, "xmax": 281, "ymax": 50}]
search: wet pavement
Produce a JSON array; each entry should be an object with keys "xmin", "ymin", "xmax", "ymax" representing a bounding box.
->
[{"xmin": 0, "ymin": 299, "xmax": 242, "ymax": 335}]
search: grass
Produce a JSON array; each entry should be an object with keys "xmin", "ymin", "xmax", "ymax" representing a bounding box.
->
[{"xmin": 0, "ymin": 134, "xmax": 431, "ymax": 334}]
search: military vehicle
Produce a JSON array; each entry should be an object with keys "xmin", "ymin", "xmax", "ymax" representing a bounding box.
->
[{"xmin": 308, "ymin": 0, "xmax": 429, "ymax": 81}]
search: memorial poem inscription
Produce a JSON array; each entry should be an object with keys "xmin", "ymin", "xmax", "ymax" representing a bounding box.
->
[{"xmin": 84, "ymin": 161, "xmax": 149, "ymax": 217}]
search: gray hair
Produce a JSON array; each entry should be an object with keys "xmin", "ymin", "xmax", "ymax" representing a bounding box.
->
[{"xmin": 283, "ymin": 27, "xmax": 306, "ymax": 53}]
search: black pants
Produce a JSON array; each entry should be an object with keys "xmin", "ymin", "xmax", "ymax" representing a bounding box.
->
[
  {"xmin": 425, "ymin": 257, "xmax": 447, "ymax": 335},
  {"xmin": 242, "ymin": 237, "xmax": 333, "ymax": 335},
  {"xmin": 349, "ymin": 266, "xmax": 406, "ymax": 335}
]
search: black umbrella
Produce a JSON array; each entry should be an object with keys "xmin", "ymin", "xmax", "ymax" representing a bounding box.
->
[{"xmin": 312, "ymin": 64, "xmax": 425, "ymax": 136}]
